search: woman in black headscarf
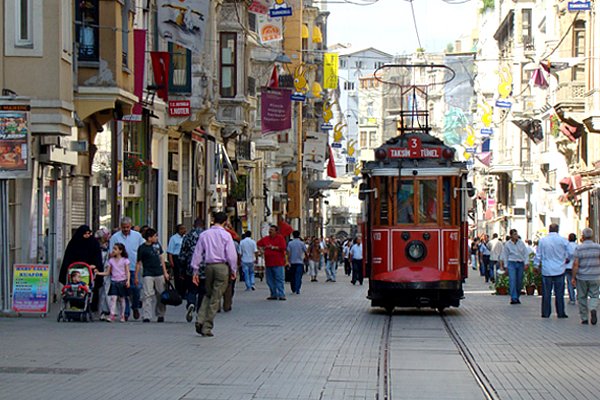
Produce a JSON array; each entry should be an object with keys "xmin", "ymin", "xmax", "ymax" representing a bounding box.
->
[{"xmin": 59, "ymin": 225, "xmax": 104, "ymax": 311}]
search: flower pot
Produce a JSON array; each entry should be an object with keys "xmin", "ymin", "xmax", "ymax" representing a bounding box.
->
[
  {"xmin": 525, "ymin": 285, "xmax": 536, "ymax": 296},
  {"xmin": 536, "ymin": 285, "xmax": 543, "ymax": 296},
  {"xmin": 496, "ymin": 287, "xmax": 508, "ymax": 295}
]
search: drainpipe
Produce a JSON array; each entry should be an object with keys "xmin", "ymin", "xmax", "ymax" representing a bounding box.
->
[{"xmin": 0, "ymin": 179, "xmax": 10, "ymax": 312}]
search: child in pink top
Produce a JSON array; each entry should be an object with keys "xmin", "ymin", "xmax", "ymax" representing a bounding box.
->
[{"xmin": 96, "ymin": 243, "xmax": 130, "ymax": 322}]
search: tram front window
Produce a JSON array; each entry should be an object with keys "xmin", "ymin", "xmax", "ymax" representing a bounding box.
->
[
  {"xmin": 397, "ymin": 180, "xmax": 414, "ymax": 224},
  {"xmin": 419, "ymin": 180, "xmax": 438, "ymax": 223}
]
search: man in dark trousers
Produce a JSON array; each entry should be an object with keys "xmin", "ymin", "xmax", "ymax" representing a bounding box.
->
[{"xmin": 190, "ymin": 212, "xmax": 238, "ymax": 337}]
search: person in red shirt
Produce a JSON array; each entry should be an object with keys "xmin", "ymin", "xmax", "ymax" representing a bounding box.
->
[{"xmin": 257, "ymin": 225, "xmax": 287, "ymax": 300}]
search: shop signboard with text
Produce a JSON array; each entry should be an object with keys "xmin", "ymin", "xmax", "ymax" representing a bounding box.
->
[
  {"xmin": 12, "ymin": 264, "xmax": 50, "ymax": 314},
  {"xmin": 0, "ymin": 103, "xmax": 31, "ymax": 179}
]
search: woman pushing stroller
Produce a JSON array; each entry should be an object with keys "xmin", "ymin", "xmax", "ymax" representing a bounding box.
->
[{"xmin": 95, "ymin": 243, "xmax": 130, "ymax": 322}]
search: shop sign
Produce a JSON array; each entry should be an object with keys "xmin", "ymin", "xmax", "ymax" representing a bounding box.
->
[
  {"xmin": 12, "ymin": 264, "xmax": 50, "ymax": 314},
  {"xmin": 568, "ymin": 1, "xmax": 591, "ymax": 11},
  {"xmin": 168, "ymin": 100, "xmax": 191, "ymax": 117},
  {"xmin": 0, "ymin": 103, "xmax": 31, "ymax": 179}
]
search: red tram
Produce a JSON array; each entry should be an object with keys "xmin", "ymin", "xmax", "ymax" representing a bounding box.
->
[
  {"xmin": 360, "ymin": 133, "xmax": 471, "ymax": 313},
  {"xmin": 358, "ymin": 67, "xmax": 472, "ymax": 313}
]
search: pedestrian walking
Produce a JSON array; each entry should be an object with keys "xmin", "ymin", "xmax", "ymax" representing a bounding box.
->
[
  {"xmin": 190, "ymin": 212, "xmax": 238, "ymax": 337},
  {"xmin": 488, "ymin": 233, "xmax": 503, "ymax": 283},
  {"xmin": 571, "ymin": 228, "xmax": 600, "ymax": 325},
  {"xmin": 499, "ymin": 229, "xmax": 530, "ymax": 304},
  {"xmin": 287, "ymin": 231, "xmax": 307, "ymax": 294},
  {"xmin": 95, "ymin": 243, "xmax": 130, "ymax": 322},
  {"xmin": 178, "ymin": 218, "xmax": 205, "ymax": 322},
  {"xmin": 95, "ymin": 228, "xmax": 112, "ymax": 320},
  {"xmin": 343, "ymin": 239, "xmax": 352, "ymax": 276},
  {"xmin": 479, "ymin": 234, "xmax": 491, "ymax": 282},
  {"xmin": 135, "ymin": 228, "xmax": 169, "ymax": 323},
  {"xmin": 326, "ymin": 236, "xmax": 339, "ymax": 282},
  {"xmin": 239, "ymin": 231, "xmax": 258, "ymax": 291},
  {"xmin": 109, "ymin": 217, "xmax": 145, "ymax": 320},
  {"xmin": 564, "ymin": 233, "xmax": 578, "ymax": 304},
  {"xmin": 59, "ymin": 225, "xmax": 103, "ymax": 311},
  {"xmin": 534, "ymin": 223, "xmax": 569, "ymax": 319},
  {"xmin": 257, "ymin": 225, "xmax": 287, "ymax": 300},
  {"xmin": 470, "ymin": 238, "xmax": 479, "ymax": 271},
  {"xmin": 167, "ymin": 224, "xmax": 187, "ymax": 297},
  {"xmin": 349, "ymin": 236, "xmax": 364, "ymax": 285},
  {"xmin": 307, "ymin": 238, "xmax": 322, "ymax": 282}
]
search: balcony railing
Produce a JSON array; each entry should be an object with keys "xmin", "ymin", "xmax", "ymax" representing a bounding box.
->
[{"xmin": 557, "ymin": 82, "xmax": 585, "ymax": 104}]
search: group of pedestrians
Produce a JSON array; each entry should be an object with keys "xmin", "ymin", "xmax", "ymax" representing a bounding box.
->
[{"xmin": 476, "ymin": 224, "xmax": 600, "ymax": 326}]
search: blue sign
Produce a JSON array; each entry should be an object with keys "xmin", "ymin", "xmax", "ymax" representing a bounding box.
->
[
  {"xmin": 465, "ymin": 147, "xmax": 476, "ymax": 154},
  {"xmin": 331, "ymin": 142, "xmax": 342, "ymax": 149},
  {"xmin": 291, "ymin": 93, "xmax": 306, "ymax": 102},
  {"xmin": 270, "ymin": 7, "xmax": 293, "ymax": 17},
  {"xmin": 346, "ymin": 157, "xmax": 356, "ymax": 163},
  {"xmin": 321, "ymin": 123, "xmax": 333, "ymax": 131},
  {"xmin": 480, "ymin": 128, "xmax": 493, "ymax": 136},
  {"xmin": 568, "ymin": 1, "xmax": 591, "ymax": 11},
  {"xmin": 495, "ymin": 100, "xmax": 512, "ymax": 109},
  {"xmin": 466, "ymin": 159, "xmax": 475, "ymax": 169}
]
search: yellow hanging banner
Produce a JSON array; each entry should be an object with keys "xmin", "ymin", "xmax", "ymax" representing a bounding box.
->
[{"xmin": 323, "ymin": 53, "xmax": 339, "ymax": 89}]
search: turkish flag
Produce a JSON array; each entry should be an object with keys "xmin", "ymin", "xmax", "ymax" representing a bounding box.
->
[
  {"xmin": 327, "ymin": 145, "xmax": 337, "ymax": 178},
  {"xmin": 268, "ymin": 65, "xmax": 279, "ymax": 88},
  {"xmin": 150, "ymin": 51, "xmax": 170, "ymax": 101}
]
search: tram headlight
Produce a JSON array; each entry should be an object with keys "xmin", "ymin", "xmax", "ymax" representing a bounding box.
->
[{"xmin": 406, "ymin": 240, "xmax": 427, "ymax": 262}]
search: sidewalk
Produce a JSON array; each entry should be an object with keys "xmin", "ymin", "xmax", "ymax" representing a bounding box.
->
[
  {"xmin": 1, "ymin": 270, "xmax": 598, "ymax": 400},
  {"xmin": 452, "ymin": 273, "xmax": 600, "ymax": 400}
]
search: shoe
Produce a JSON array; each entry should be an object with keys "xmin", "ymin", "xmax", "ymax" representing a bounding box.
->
[
  {"xmin": 582, "ymin": 320, "xmax": 589, "ymax": 325},
  {"xmin": 569, "ymin": 300, "xmax": 576, "ymax": 305},
  {"xmin": 157, "ymin": 317, "xmax": 164, "ymax": 323},
  {"xmin": 195, "ymin": 323, "xmax": 203, "ymax": 335},
  {"xmin": 133, "ymin": 309, "xmax": 140, "ymax": 320},
  {"xmin": 278, "ymin": 297, "xmax": 287, "ymax": 301},
  {"xmin": 326, "ymin": 279, "xmax": 332, "ymax": 282},
  {"xmin": 203, "ymin": 331, "xmax": 214, "ymax": 337},
  {"xmin": 510, "ymin": 300, "xmax": 518, "ymax": 305},
  {"xmin": 143, "ymin": 319, "xmax": 150, "ymax": 323},
  {"xmin": 351, "ymin": 281, "xmax": 356, "ymax": 285},
  {"xmin": 251, "ymin": 286, "xmax": 256, "ymax": 291},
  {"xmin": 107, "ymin": 315, "xmax": 115, "ymax": 323},
  {"xmin": 267, "ymin": 296, "xmax": 277, "ymax": 300},
  {"xmin": 592, "ymin": 310, "xmax": 597, "ymax": 325},
  {"xmin": 332, "ymin": 280, "xmax": 336, "ymax": 282},
  {"xmin": 223, "ymin": 307, "xmax": 232, "ymax": 312},
  {"xmin": 541, "ymin": 315, "xmax": 549, "ymax": 318},
  {"xmin": 120, "ymin": 317, "xmax": 126, "ymax": 323},
  {"xmin": 516, "ymin": 300, "xmax": 521, "ymax": 304},
  {"xmin": 186, "ymin": 304, "xmax": 195, "ymax": 323},
  {"xmin": 557, "ymin": 314, "xmax": 569, "ymax": 319},
  {"xmin": 296, "ymin": 291, "xmax": 300, "ymax": 295},
  {"xmin": 99, "ymin": 314, "xmax": 108, "ymax": 321}
]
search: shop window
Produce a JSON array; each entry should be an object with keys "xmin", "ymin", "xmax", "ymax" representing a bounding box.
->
[
  {"xmin": 220, "ymin": 32, "xmax": 237, "ymax": 98},
  {"xmin": 76, "ymin": 0, "xmax": 99, "ymax": 62},
  {"xmin": 169, "ymin": 43, "xmax": 192, "ymax": 93}
]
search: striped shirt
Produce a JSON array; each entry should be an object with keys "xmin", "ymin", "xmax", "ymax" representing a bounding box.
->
[{"xmin": 574, "ymin": 240, "xmax": 600, "ymax": 281}]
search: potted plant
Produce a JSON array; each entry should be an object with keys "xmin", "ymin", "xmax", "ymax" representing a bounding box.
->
[
  {"xmin": 495, "ymin": 271, "xmax": 509, "ymax": 295},
  {"xmin": 534, "ymin": 267, "xmax": 543, "ymax": 295},
  {"xmin": 523, "ymin": 265, "xmax": 537, "ymax": 295}
]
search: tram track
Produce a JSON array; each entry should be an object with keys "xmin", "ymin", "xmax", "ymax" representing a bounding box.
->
[
  {"xmin": 441, "ymin": 314, "xmax": 499, "ymax": 400},
  {"xmin": 377, "ymin": 313, "xmax": 499, "ymax": 400}
]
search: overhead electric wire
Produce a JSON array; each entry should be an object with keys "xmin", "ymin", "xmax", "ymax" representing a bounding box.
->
[{"xmin": 407, "ymin": 0, "xmax": 424, "ymax": 51}]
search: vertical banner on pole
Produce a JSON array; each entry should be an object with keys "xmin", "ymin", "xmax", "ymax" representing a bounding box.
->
[{"xmin": 323, "ymin": 53, "xmax": 339, "ymax": 89}]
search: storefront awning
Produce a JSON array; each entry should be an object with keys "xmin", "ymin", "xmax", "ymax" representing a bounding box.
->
[
  {"xmin": 307, "ymin": 180, "xmax": 342, "ymax": 190},
  {"xmin": 74, "ymin": 86, "xmax": 137, "ymax": 122},
  {"xmin": 312, "ymin": 26, "xmax": 323, "ymax": 43}
]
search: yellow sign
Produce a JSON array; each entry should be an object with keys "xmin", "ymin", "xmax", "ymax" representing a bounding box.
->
[
  {"xmin": 323, "ymin": 101, "xmax": 333, "ymax": 124},
  {"xmin": 498, "ymin": 66, "xmax": 512, "ymax": 99},
  {"xmin": 333, "ymin": 122, "xmax": 345, "ymax": 143},
  {"xmin": 323, "ymin": 53, "xmax": 339, "ymax": 89},
  {"xmin": 347, "ymin": 139, "xmax": 357, "ymax": 157},
  {"xmin": 293, "ymin": 64, "xmax": 308, "ymax": 94}
]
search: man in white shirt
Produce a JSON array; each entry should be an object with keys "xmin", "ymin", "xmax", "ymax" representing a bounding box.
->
[
  {"xmin": 534, "ymin": 224, "xmax": 569, "ymax": 319},
  {"xmin": 488, "ymin": 233, "xmax": 504, "ymax": 283},
  {"xmin": 239, "ymin": 231, "xmax": 258, "ymax": 291},
  {"xmin": 500, "ymin": 229, "xmax": 530, "ymax": 304}
]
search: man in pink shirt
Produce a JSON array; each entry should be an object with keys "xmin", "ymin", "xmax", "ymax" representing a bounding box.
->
[{"xmin": 190, "ymin": 212, "xmax": 238, "ymax": 337}]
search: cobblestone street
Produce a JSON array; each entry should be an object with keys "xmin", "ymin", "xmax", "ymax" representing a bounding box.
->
[{"xmin": 1, "ymin": 273, "xmax": 599, "ymax": 400}]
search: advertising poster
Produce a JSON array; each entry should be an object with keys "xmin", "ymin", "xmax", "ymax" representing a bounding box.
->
[
  {"xmin": 323, "ymin": 53, "xmax": 339, "ymax": 89},
  {"xmin": 303, "ymin": 132, "xmax": 328, "ymax": 170},
  {"xmin": 261, "ymin": 87, "xmax": 292, "ymax": 134},
  {"xmin": 0, "ymin": 105, "xmax": 30, "ymax": 179},
  {"xmin": 257, "ymin": 14, "xmax": 283, "ymax": 44},
  {"xmin": 157, "ymin": 0, "xmax": 210, "ymax": 54},
  {"xmin": 12, "ymin": 264, "xmax": 50, "ymax": 314}
]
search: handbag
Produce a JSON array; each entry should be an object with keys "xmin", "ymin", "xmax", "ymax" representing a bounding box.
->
[
  {"xmin": 284, "ymin": 265, "xmax": 293, "ymax": 282},
  {"xmin": 161, "ymin": 280, "xmax": 183, "ymax": 306}
]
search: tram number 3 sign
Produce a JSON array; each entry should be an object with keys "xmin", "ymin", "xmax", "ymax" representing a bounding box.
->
[{"xmin": 388, "ymin": 137, "xmax": 442, "ymax": 159}]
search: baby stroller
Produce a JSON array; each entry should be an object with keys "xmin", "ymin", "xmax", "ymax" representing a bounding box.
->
[{"xmin": 57, "ymin": 262, "xmax": 94, "ymax": 322}]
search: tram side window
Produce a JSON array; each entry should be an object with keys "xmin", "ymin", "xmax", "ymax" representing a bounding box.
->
[
  {"xmin": 442, "ymin": 178, "xmax": 452, "ymax": 225},
  {"xmin": 379, "ymin": 178, "xmax": 389, "ymax": 225},
  {"xmin": 397, "ymin": 180, "xmax": 414, "ymax": 224},
  {"xmin": 419, "ymin": 180, "xmax": 438, "ymax": 223}
]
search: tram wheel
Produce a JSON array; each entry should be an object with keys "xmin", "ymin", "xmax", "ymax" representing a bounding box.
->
[{"xmin": 437, "ymin": 307, "xmax": 445, "ymax": 315}]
